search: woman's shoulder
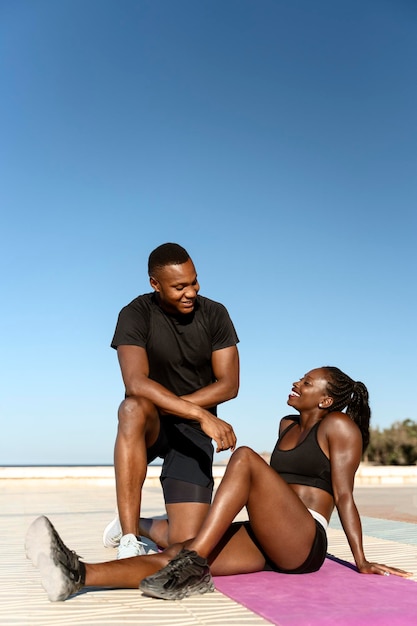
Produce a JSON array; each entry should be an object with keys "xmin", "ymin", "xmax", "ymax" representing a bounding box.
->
[
  {"xmin": 324, "ymin": 410, "xmax": 349, "ymax": 422},
  {"xmin": 322, "ymin": 411, "xmax": 362, "ymax": 439},
  {"xmin": 279, "ymin": 414, "xmax": 299, "ymax": 433},
  {"xmin": 280, "ymin": 414, "xmax": 299, "ymax": 424}
]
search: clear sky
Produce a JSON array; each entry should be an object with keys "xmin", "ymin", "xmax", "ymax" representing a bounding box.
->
[{"xmin": 1, "ymin": 0, "xmax": 416, "ymax": 465}]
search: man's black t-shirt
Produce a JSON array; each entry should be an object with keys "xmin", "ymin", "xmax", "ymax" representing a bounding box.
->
[
  {"xmin": 111, "ymin": 292, "xmax": 239, "ymax": 488},
  {"xmin": 111, "ymin": 293, "xmax": 239, "ymax": 414}
]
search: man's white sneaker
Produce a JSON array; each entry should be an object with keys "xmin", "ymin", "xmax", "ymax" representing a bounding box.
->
[
  {"xmin": 117, "ymin": 534, "xmax": 147, "ymax": 559},
  {"xmin": 102, "ymin": 515, "xmax": 122, "ymax": 548}
]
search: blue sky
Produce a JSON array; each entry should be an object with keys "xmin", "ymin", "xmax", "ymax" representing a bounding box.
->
[{"xmin": 1, "ymin": 0, "xmax": 416, "ymax": 465}]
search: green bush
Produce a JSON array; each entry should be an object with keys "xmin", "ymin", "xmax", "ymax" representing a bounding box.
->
[{"xmin": 366, "ymin": 419, "xmax": 417, "ymax": 465}]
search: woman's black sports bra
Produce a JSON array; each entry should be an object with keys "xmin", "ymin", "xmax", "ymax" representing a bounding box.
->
[{"xmin": 269, "ymin": 416, "xmax": 334, "ymax": 497}]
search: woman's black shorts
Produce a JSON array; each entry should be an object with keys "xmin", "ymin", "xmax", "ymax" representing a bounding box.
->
[{"xmin": 244, "ymin": 519, "xmax": 328, "ymax": 574}]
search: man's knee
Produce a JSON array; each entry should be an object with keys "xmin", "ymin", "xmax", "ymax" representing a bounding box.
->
[{"xmin": 118, "ymin": 396, "xmax": 157, "ymax": 430}]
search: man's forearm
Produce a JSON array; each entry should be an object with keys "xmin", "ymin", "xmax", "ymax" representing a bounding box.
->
[
  {"xmin": 181, "ymin": 379, "xmax": 239, "ymax": 410},
  {"xmin": 125, "ymin": 377, "xmax": 208, "ymax": 422}
]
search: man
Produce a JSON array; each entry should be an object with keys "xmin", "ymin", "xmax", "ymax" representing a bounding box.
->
[{"xmin": 103, "ymin": 243, "xmax": 240, "ymax": 558}]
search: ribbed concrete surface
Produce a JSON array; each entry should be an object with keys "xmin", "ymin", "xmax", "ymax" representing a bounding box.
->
[{"xmin": 1, "ymin": 474, "xmax": 416, "ymax": 626}]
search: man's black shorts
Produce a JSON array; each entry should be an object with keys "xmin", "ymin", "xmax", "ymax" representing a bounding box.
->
[{"xmin": 147, "ymin": 415, "xmax": 214, "ymax": 492}]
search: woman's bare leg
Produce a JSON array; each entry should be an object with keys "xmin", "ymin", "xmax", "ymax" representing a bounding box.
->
[
  {"xmin": 208, "ymin": 522, "xmax": 267, "ymax": 575},
  {"xmin": 185, "ymin": 447, "xmax": 318, "ymax": 572},
  {"xmin": 81, "ymin": 446, "xmax": 320, "ymax": 592},
  {"xmin": 25, "ymin": 516, "xmax": 184, "ymax": 601},
  {"xmin": 85, "ymin": 545, "xmax": 180, "ymax": 588}
]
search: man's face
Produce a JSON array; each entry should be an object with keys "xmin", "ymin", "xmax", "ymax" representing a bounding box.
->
[{"xmin": 150, "ymin": 258, "xmax": 200, "ymax": 315}]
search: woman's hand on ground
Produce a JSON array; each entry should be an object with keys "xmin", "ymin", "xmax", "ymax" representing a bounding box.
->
[{"xmin": 358, "ymin": 560, "xmax": 413, "ymax": 578}]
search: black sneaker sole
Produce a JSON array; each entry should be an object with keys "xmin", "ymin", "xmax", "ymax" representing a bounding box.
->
[{"xmin": 140, "ymin": 574, "xmax": 215, "ymax": 600}]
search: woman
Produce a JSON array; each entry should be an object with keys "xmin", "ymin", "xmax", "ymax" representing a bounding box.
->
[{"xmin": 25, "ymin": 367, "xmax": 412, "ymax": 602}]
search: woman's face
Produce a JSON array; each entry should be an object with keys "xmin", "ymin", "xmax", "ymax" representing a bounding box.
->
[{"xmin": 287, "ymin": 368, "xmax": 333, "ymax": 411}]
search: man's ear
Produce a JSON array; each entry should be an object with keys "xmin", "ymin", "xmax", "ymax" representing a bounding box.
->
[
  {"xmin": 150, "ymin": 276, "xmax": 159, "ymax": 292},
  {"xmin": 319, "ymin": 396, "xmax": 333, "ymax": 409}
]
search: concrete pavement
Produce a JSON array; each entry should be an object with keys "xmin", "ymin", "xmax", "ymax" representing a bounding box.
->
[{"xmin": 1, "ymin": 471, "xmax": 416, "ymax": 625}]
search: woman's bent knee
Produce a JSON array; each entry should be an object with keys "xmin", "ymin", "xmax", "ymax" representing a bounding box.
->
[{"xmin": 230, "ymin": 446, "xmax": 259, "ymax": 464}]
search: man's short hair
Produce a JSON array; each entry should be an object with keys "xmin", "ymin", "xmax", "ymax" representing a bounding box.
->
[{"xmin": 148, "ymin": 243, "xmax": 190, "ymax": 277}]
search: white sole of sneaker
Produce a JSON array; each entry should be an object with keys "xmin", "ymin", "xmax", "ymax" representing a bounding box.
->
[
  {"xmin": 37, "ymin": 552, "xmax": 72, "ymax": 602},
  {"xmin": 25, "ymin": 516, "xmax": 53, "ymax": 568},
  {"xmin": 25, "ymin": 516, "xmax": 74, "ymax": 602},
  {"xmin": 103, "ymin": 515, "xmax": 122, "ymax": 548}
]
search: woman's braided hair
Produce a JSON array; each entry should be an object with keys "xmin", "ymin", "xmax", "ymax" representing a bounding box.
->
[{"xmin": 323, "ymin": 366, "xmax": 371, "ymax": 451}]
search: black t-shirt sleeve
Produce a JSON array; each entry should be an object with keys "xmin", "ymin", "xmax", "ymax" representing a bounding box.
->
[
  {"xmin": 111, "ymin": 297, "xmax": 150, "ymax": 350},
  {"xmin": 207, "ymin": 300, "xmax": 239, "ymax": 351}
]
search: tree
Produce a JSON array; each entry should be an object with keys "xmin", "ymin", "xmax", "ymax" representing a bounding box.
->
[{"xmin": 366, "ymin": 419, "xmax": 417, "ymax": 465}]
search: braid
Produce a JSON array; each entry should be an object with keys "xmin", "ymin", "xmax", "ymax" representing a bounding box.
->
[{"xmin": 323, "ymin": 366, "xmax": 371, "ymax": 451}]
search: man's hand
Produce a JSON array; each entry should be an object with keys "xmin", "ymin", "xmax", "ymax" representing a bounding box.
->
[{"xmin": 199, "ymin": 413, "xmax": 237, "ymax": 453}]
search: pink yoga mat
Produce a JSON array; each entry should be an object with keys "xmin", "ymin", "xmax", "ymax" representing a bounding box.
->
[{"xmin": 214, "ymin": 557, "xmax": 417, "ymax": 626}]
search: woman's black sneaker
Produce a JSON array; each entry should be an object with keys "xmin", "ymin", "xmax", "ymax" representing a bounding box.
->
[
  {"xmin": 25, "ymin": 516, "xmax": 85, "ymax": 601},
  {"xmin": 139, "ymin": 548, "xmax": 214, "ymax": 600}
]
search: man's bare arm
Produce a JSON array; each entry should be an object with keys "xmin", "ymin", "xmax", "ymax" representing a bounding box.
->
[
  {"xmin": 181, "ymin": 345, "xmax": 239, "ymax": 409},
  {"xmin": 117, "ymin": 344, "xmax": 236, "ymax": 450}
]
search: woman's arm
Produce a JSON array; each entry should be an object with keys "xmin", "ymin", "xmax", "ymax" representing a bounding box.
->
[{"xmin": 327, "ymin": 413, "xmax": 412, "ymax": 578}]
